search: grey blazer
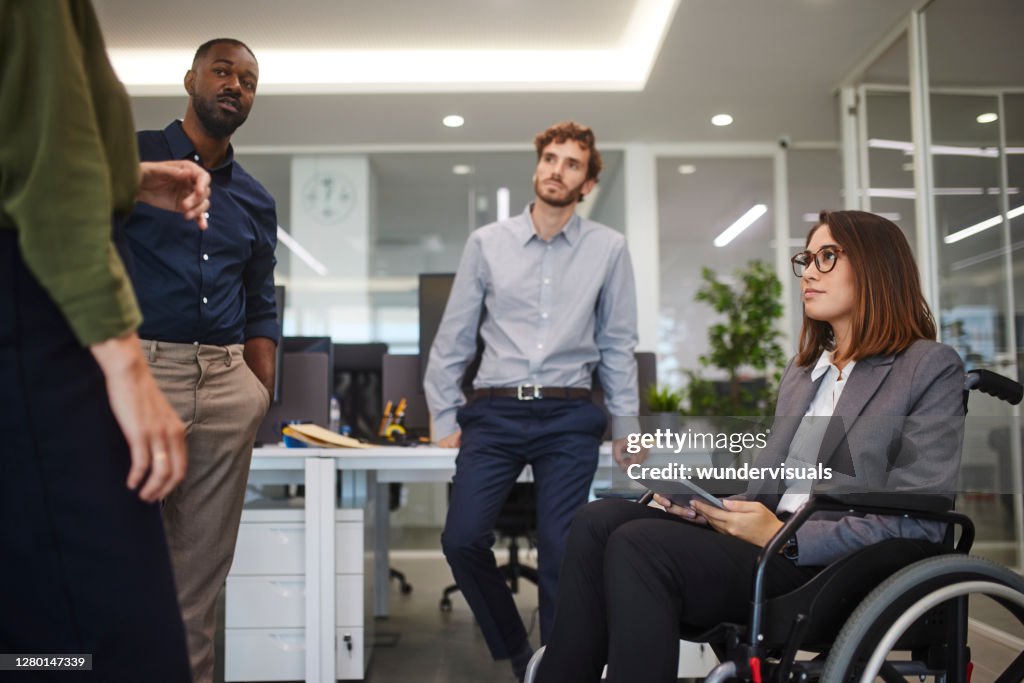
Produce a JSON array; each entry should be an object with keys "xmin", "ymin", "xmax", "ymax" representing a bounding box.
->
[{"xmin": 747, "ymin": 339, "xmax": 965, "ymax": 566}]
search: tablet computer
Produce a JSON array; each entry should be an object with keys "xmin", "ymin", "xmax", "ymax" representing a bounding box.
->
[{"xmin": 642, "ymin": 477, "xmax": 726, "ymax": 509}]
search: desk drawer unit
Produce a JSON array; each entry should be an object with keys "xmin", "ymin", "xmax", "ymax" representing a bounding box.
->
[
  {"xmin": 226, "ymin": 574, "xmax": 364, "ymax": 629},
  {"xmin": 224, "ymin": 628, "xmax": 366, "ymax": 682},
  {"xmin": 225, "ymin": 507, "xmax": 370, "ymax": 681}
]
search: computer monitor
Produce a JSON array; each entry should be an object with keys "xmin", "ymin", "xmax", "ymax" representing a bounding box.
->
[
  {"xmin": 418, "ymin": 273, "xmax": 456, "ymax": 388},
  {"xmin": 255, "ymin": 336, "xmax": 333, "ymax": 445},
  {"xmin": 333, "ymin": 343, "xmax": 388, "ymax": 440},
  {"xmin": 418, "ymin": 273, "xmax": 482, "ymax": 393}
]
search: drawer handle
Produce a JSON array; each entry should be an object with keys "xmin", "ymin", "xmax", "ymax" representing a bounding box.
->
[{"xmin": 269, "ymin": 634, "xmax": 305, "ymax": 652}]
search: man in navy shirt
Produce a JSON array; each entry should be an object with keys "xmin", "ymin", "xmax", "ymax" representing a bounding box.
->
[{"xmin": 122, "ymin": 38, "xmax": 277, "ymax": 683}]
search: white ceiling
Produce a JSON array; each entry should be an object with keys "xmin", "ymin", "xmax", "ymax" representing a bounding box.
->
[
  {"xmin": 94, "ymin": 0, "xmax": 634, "ymax": 51},
  {"xmin": 95, "ymin": 0, "xmax": 948, "ymax": 146}
]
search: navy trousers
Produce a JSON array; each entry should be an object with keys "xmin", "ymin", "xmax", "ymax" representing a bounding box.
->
[
  {"xmin": 441, "ymin": 395, "xmax": 606, "ymax": 660},
  {"xmin": 0, "ymin": 231, "xmax": 191, "ymax": 682}
]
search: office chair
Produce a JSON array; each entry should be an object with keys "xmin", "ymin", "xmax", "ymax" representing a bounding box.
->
[
  {"xmin": 440, "ymin": 482, "xmax": 539, "ymax": 611},
  {"xmin": 386, "ymin": 482, "xmax": 413, "ymax": 595}
]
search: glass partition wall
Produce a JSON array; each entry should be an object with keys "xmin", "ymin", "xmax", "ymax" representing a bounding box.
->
[
  {"xmin": 926, "ymin": 0, "xmax": 1024, "ymax": 573},
  {"xmin": 236, "ymin": 149, "xmax": 625, "ymax": 355},
  {"xmin": 843, "ymin": 0, "xmax": 1024, "ymax": 572}
]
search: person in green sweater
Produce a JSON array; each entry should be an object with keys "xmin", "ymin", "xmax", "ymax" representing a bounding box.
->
[{"xmin": 0, "ymin": 2, "xmax": 210, "ymax": 680}]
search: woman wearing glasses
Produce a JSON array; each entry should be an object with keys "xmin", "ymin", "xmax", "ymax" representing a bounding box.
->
[{"xmin": 532, "ymin": 210, "xmax": 964, "ymax": 683}]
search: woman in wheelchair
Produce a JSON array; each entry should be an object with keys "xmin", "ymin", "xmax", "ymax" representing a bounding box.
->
[{"xmin": 534, "ymin": 210, "xmax": 970, "ymax": 682}]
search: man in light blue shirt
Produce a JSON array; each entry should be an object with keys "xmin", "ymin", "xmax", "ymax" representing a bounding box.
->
[{"xmin": 425, "ymin": 121, "xmax": 639, "ymax": 681}]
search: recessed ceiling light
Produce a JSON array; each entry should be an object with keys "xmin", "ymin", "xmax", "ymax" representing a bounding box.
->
[
  {"xmin": 976, "ymin": 112, "xmax": 998, "ymax": 124},
  {"xmin": 711, "ymin": 114, "xmax": 733, "ymax": 127},
  {"xmin": 677, "ymin": 164, "xmax": 697, "ymax": 175},
  {"xmin": 452, "ymin": 164, "xmax": 474, "ymax": 175},
  {"xmin": 443, "ymin": 114, "xmax": 465, "ymax": 128}
]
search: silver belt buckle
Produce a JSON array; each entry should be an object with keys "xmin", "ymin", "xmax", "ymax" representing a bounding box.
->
[{"xmin": 517, "ymin": 384, "xmax": 543, "ymax": 400}]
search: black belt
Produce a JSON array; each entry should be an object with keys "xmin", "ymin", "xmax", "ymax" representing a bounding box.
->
[{"xmin": 471, "ymin": 385, "xmax": 591, "ymax": 401}]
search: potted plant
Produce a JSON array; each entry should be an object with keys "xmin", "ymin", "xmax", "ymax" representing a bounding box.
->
[
  {"xmin": 682, "ymin": 260, "xmax": 786, "ymax": 418},
  {"xmin": 645, "ymin": 384, "xmax": 682, "ymax": 414}
]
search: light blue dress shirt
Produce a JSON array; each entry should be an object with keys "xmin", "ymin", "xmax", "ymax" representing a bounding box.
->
[{"xmin": 425, "ymin": 205, "xmax": 639, "ymax": 439}]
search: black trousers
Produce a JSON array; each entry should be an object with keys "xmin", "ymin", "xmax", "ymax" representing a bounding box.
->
[
  {"xmin": 0, "ymin": 231, "xmax": 191, "ymax": 682},
  {"xmin": 535, "ymin": 498, "xmax": 818, "ymax": 683}
]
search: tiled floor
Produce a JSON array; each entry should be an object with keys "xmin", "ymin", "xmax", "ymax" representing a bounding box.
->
[{"xmin": 368, "ymin": 551, "xmax": 539, "ymax": 683}]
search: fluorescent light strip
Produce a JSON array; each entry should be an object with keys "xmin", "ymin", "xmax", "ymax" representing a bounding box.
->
[
  {"xmin": 111, "ymin": 0, "xmax": 678, "ymax": 95},
  {"xmin": 868, "ymin": 138, "xmax": 1000, "ymax": 158},
  {"xmin": 868, "ymin": 187, "xmax": 1019, "ymax": 200},
  {"xmin": 277, "ymin": 226, "xmax": 329, "ymax": 275},
  {"xmin": 943, "ymin": 204, "xmax": 1024, "ymax": 244},
  {"xmin": 868, "ymin": 140, "xmax": 1024, "ymax": 156},
  {"xmin": 714, "ymin": 204, "xmax": 766, "ymax": 247},
  {"xmin": 951, "ymin": 239, "xmax": 1024, "ymax": 272},
  {"xmin": 496, "ymin": 188, "xmax": 510, "ymax": 221}
]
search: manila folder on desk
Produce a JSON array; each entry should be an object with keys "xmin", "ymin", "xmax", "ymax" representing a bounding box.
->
[{"xmin": 284, "ymin": 423, "xmax": 374, "ymax": 449}]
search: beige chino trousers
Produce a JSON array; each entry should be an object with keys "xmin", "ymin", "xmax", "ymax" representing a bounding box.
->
[{"xmin": 142, "ymin": 339, "xmax": 270, "ymax": 683}]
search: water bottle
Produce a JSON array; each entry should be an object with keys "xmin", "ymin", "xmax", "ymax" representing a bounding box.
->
[{"xmin": 329, "ymin": 395, "xmax": 341, "ymax": 433}]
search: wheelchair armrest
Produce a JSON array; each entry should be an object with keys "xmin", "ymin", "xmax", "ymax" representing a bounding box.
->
[
  {"xmin": 805, "ymin": 493, "xmax": 974, "ymax": 551},
  {"xmin": 747, "ymin": 492, "xmax": 974, "ymax": 648},
  {"xmin": 811, "ymin": 492, "xmax": 952, "ymax": 515}
]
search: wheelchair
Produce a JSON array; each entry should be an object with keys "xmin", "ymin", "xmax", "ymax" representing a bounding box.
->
[{"xmin": 525, "ymin": 369, "xmax": 1024, "ymax": 683}]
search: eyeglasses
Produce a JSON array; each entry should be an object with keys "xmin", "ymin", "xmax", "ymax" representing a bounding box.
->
[{"xmin": 791, "ymin": 245, "xmax": 845, "ymax": 277}]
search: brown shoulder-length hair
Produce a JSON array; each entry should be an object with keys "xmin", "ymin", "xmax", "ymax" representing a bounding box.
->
[
  {"xmin": 533, "ymin": 121, "xmax": 603, "ymax": 185},
  {"xmin": 795, "ymin": 210, "xmax": 936, "ymax": 367}
]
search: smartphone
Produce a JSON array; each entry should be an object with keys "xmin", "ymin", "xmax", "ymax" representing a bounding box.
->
[{"xmin": 642, "ymin": 477, "xmax": 727, "ymax": 510}]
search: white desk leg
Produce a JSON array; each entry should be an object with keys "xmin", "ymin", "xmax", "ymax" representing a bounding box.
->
[
  {"xmin": 305, "ymin": 457, "xmax": 336, "ymax": 683},
  {"xmin": 374, "ymin": 481, "xmax": 390, "ymax": 617}
]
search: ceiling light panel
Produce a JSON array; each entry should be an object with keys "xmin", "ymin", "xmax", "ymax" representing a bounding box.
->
[{"xmin": 106, "ymin": 0, "xmax": 680, "ymax": 95}]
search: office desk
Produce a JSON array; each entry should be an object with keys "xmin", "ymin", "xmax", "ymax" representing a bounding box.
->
[
  {"xmin": 240, "ymin": 445, "xmax": 466, "ymax": 683},
  {"xmin": 248, "ymin": 445, "xmax": 606, "ymax": 617},
  {"xmin": 243, "ymin": 445, "xmax": 714, "ymax": 681},
  {"xmin": 246, "ymin": 445, "xmax": 613, "ymax": 626}
]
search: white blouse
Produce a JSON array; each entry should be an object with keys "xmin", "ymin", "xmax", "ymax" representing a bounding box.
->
[{"xmin": 776, "ymin": 350, "xmax": 857, "ymax": 514}]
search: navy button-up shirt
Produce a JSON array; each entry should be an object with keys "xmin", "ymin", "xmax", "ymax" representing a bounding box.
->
[{"xmin": 124, "ymin": 121, "xmax": 278, "ymax": 345}]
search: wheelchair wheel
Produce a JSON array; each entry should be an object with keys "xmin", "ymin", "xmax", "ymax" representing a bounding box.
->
[{"xmin": 821, "ymin": 555, "xmax": 1024, "ymax": 683}]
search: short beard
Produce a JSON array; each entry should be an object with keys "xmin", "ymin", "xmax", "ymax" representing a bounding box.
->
[
  {"xmin": 191, "ymin": 97, "xmax": 247, "ymax": 139},
  {"xmin": 534, "ymin": 177, "xmax": 585, "ymax": 208}
]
